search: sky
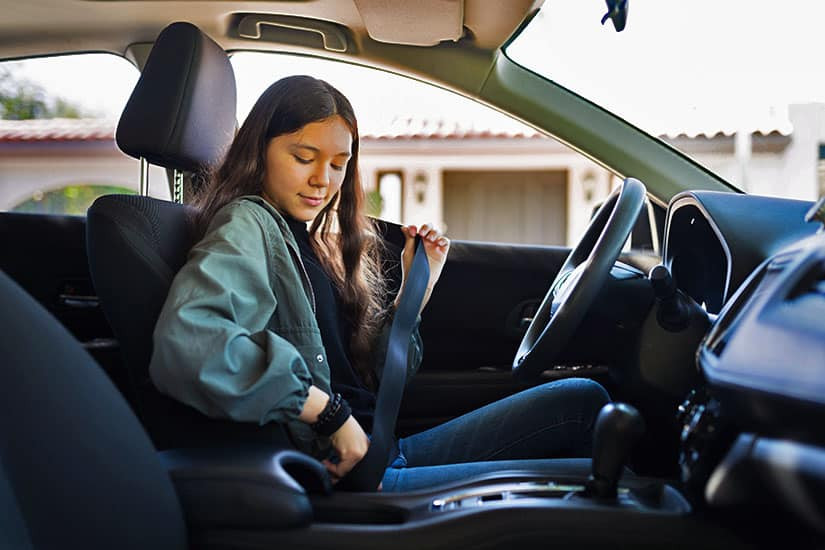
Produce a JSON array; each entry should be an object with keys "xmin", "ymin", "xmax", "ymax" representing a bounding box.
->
[
  {"xmin": 5, "ymin": 0, "xmax": 825, "ymax": 138},
  {"xmin": 508, "ymin": 0, "xmax": 825, "ymax": 136}
]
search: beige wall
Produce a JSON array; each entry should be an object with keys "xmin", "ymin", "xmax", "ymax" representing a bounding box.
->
[
  {"xmin": 360, "ymin": 137, "xmax": 613, "ymax": 247},
  {"xmin": 442, "ymin": 169, "xmax": 567, "ymax": 245},
  {"xmin": 0, "ymin": 148, "xmax": 169, "ymax": 211}
]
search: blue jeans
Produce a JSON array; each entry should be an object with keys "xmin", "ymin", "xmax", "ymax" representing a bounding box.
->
[{"xmin": 381, "ymin": 378, "xmax": 609, "ymax": 492}]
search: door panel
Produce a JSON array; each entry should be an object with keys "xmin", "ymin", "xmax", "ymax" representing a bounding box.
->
[
  {"xmin": 395, "ymin": 238, "xmax": 578, "ymax": 434},
  {"xmin": 0, "ymin": 212, "xmax": 127, "ymax": 398},
  {"xmin": 374, "ymin": 220, "xmax": 602, "ymax": 433},
  {"xmin": 418, "ymin": 241, "xmax": 568, "ymax": 371}
]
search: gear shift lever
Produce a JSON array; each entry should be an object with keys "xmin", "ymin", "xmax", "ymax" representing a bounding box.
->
[{"xmin": 585, "ymin": 403, "xmax": 645, "ymax": 499}]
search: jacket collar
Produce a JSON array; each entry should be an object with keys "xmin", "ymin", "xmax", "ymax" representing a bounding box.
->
[{"xmin": 238, "ymin": 195, "xmax": 299, "ymax": 246}]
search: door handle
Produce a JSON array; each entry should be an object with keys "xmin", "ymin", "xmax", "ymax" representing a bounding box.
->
[
  {"xmin": 58, "ymin": 293, "xmax": 99, "ymax": 309},
  {"xmin": 505, "ymin": 299, "xmax": 541, "ymax": 338},
  {"xmin": 81, "ymin": 338, "xmax": 119, "ymax": 351}
]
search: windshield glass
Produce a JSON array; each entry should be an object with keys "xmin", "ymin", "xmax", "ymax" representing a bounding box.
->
[{"xmin": 507, "ymin": 0, "xmax": 825, "ymax": 201}]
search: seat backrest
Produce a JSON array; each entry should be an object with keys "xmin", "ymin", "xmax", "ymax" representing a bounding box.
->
[
  {"xmin": 0, "ymin": 269, "xmax": 188, "ymax": 549},
  {"xmin": 87, "ymin": 194, "xmax": 204, "ymax": 447},
  {"xmin": 87, "ymin": 22, "xmax": 290, "ymax": 450}
]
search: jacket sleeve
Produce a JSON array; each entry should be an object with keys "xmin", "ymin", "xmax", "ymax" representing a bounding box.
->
[
  {"xmin": 373, "ymin": 313, "xmax": 423, "ymax": 386},
  {"xmin": 149, "ymin": 203, "xmax": 312, "ymax": 425}
]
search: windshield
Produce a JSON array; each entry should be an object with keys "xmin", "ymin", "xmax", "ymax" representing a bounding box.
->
[{"xmin": 507, "ymin": 0, "xmax": 825, "ymax": 201}]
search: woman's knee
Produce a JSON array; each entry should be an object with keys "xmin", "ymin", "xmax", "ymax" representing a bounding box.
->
[
  {"xmin": 572, "ymin": 377, "xmax": 609, "ymax": 404},
  {"xmin": 539, "ymin": 377, "xmax": 609, "ymax": 417}
]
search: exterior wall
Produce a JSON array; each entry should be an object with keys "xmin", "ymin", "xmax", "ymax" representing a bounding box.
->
[
  {"xmin": 442, "ymin": 169, "xmax": 567, "ymax": 245},
  {"xmin": 779, "ymin": 104, "xmax": 825, "ymax": 200},
  {"xmin": 696, "ymin": 153, "xmax": 785, "ymax": 198},
  {"xmin": 360, "ymin": 138, "xmax": 613, "ymax": 247},
  {"xmin": 689, "ymin": 104, "xmax": 825, "ymax": 201},
  {"xmin": 0, "ymin": 144, "xmax": 169, "ymax": 211},
  {"xmin": 5, "ymin": 104, "xmax": 825, "ymax": 242}
]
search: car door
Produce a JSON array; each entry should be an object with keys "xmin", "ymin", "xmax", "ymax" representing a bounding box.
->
[
  {"xmin": 0, "ymin": 53, "xmax": 166, "ymax": 398},
  {"xmin": 398, "ymin": 237, "xmax": 573, "ymax": 434},
  {"xmin": 389, "ymin": 210, "xmax": 663, "ymax": 436}
]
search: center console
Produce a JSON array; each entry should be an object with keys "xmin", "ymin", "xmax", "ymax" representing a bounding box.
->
[{"xmin": 160, "ymin": 402, "xmax": 752, "ymax": 550}]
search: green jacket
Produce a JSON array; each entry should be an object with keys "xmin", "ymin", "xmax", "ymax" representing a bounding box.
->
[{"xmin": 150, "ymin": 195, "xmax": 422, "ymax": 457}]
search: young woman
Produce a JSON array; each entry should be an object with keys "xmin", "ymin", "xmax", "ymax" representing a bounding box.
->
[{"xmin": 150, "ymin": 75, "xmax": 609, "ymax": 492}]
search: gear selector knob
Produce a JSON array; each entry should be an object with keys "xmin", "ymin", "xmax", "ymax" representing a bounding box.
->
[{"xmin": 586, "ymin": 403, "xmax": 645, "ymax": 499}]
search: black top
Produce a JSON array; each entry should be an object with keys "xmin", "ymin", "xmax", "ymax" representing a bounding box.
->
[{"xmin": 284, "ymin": 216, "xmax": 377, "ymax": 432}]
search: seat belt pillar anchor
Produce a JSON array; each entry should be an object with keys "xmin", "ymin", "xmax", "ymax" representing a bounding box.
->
[
  {"xmin": 139, "ymin": 157, "xmax": 150, "ymax": 196},
  {"xmin": 173, "ymin": 169, "xmax": 184, "ymax": 204}
]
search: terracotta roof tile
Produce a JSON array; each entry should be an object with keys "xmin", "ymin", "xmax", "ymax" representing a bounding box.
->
[
  {"xmin": 0, "ymin": 116, "xmax": 793, "ymax": 143},
  {"xmin": 0, "ymin": 118, "xmax": 115, "ymax": 142}
]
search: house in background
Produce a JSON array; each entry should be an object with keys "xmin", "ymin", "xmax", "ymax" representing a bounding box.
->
[
  {"xmin": 0, "ymin": 118, "xmax": 169, "ymax": 214},
  {"xmin": 1, "ymin": 104, "xmax": 823, "ymax": 247}
]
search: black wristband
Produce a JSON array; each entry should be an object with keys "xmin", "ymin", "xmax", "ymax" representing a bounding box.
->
[{"xmin": 312, "ymin": 393, "xmax": 352, "ymax": 437}]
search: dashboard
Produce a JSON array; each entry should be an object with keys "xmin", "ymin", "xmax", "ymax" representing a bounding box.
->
[
  {"xmin": 662, "ymin": 190, "xmax": 825, "ymax": 534},
  {"xmin": 664, "ymin": 191, "xmax": 817, "ymax": 315},
  {"xmin": 664, "ymin": 199, "xmax": 729, "ymax": 313}
]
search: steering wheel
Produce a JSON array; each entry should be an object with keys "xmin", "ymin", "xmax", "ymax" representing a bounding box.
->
[{"xmin": 512, "ymin": 177, "xmax": 647, "ymax": 381}]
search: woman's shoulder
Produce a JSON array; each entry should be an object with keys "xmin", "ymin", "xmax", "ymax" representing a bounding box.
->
[
  {"xmin": 196, "ymin": 196, "xmax": 300, "ymax": 261},
  {"xmin": 211, "ymin": 195, "xmax": 268, "ymax": 222},
  {"xmin": 206, "ymin": 196, "xmax": 285, "ymax": 235}
]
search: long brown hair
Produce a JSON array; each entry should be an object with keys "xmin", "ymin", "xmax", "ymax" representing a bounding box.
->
[{"xmin": 193, "ymin": 75, "xmax": 387, "ymax": 388}]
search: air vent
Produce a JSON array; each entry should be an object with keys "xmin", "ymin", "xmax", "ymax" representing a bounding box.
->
[
  {"xmin": 788, "ymin": 260, "xmax": 825, "ymax": 300},
  {"xmin": 812, "ymin": 274, "xmax": 825, "ymax": 296},
  {"xmin": 709, "ymin": 337, "xmax": 727, "ymax": 357},
  {"xmin": 704, "ymin": 263, "xmax": 770, "ymax": 358},
  {"xmin": 766, "ymin": 251, "xmax": 798, "ymax": 272}
]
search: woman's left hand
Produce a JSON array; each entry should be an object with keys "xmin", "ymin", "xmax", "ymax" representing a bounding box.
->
[{"xmin": 397, "ymin": 223, "xmax": 450, "ymax": 314}]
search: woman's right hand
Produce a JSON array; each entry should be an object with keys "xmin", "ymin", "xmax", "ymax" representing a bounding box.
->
[{"xmin": 323, "ymin": 415, "xmax": 369, "ymax": 482}]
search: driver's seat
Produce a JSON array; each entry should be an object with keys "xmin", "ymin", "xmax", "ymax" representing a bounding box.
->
[{"xmin": 87, "ymin": 22, "xmax": 289, "ymax": 451}]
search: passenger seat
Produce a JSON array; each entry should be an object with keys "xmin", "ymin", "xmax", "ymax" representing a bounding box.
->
[{"xmin": 0, "ymin": 268, "xmax": 188, "ymax": 549}]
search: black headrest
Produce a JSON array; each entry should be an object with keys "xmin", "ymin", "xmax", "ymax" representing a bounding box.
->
[{"xmin": 116, "ymin": 21, "xmax": 236, "ymax": 173}]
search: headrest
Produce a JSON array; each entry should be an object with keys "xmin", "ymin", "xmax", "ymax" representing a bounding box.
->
[{"xmin": 116, "ymin": 22, "xmax": 236, "ymax": 173}]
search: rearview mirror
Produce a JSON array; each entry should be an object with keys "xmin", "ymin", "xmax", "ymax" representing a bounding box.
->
[{"xmin": 601, "ymin": 0, "xmax": 629, "ymax": 32}]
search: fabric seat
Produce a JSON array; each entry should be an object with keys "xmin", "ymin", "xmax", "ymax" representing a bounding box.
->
[
  {"xmin": 87, "ymin": 22, "xmax": 289, "ymax": 450},
  {"xmin": 0, "ymin": 269, "xmax": 188, "ymax": 549}
]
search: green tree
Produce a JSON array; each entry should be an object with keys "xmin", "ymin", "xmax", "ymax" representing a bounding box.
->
[
  {"xmin": 0, "ymin": 68, "xmax": 85, "ymax": 120},
  {"xmin": 13, "ymin": 185, "xmax": 135, "ymax": 216},
  {"xmin": 365, "ymin": 189, "xmax": 384, "ymax": 218}
]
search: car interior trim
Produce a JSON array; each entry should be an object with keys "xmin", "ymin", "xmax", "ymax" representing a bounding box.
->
[{"xmin": 664, "ymin": 193, "xmax": 734, "ymax": 307}]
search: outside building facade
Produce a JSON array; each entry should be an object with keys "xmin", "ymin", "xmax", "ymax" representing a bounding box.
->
[{"xmin": 1, "ymin": 104, "xmax": 823, "ymax": 247}]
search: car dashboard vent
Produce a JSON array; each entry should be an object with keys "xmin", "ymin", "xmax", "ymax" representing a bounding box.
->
[
  {"xmin": 788, "ymin": 261, "xmax": 825, "ymax": 300},
  {"xmin": 704, "ymin": 252, "xmax": 798, "ymax": 358}
]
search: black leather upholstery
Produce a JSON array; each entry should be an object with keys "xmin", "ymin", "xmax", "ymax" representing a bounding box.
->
[
  {"xmin": 116, "ymin": 21, "xmax": 236, "ymax": 172},
  {"xmin": 0, "ymin": 270, "xmax": 188, "ymax": 549}
]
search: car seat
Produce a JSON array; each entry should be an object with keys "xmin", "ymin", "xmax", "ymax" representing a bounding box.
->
[
  {"xmin": 0, "ymin": 269, "xmax": 189, "ymax": 549},
  {"xmin": 87, "ymin": 22, "xmax": 291, "ymax": 451}
]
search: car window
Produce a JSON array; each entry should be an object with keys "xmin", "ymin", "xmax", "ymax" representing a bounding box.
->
[
  {"xmin": 232, "ymin": 52, "xmax": 617, "ymax": 248},
  {"xmin": 507, "ymin": 0, "xmax": 825, "ymax": 203},
  {"xmin": 0, "ymin": 53, "xmax": 169, "ymax": 216}
]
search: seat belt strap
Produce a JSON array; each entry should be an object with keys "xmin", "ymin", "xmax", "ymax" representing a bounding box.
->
[{"xmin": 339, "ymin": 237, "xmax": 429, "ymax": 491}]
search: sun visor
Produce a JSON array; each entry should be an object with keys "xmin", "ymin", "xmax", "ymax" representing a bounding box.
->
[{"xmin": 353, "ymin": 0, "xmax": 464, "ymax": 46}]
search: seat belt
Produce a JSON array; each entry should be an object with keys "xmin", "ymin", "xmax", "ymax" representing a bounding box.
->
[{"xmin": 338, "ymin": 237, "xmax": 429, "ymax": 491}]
